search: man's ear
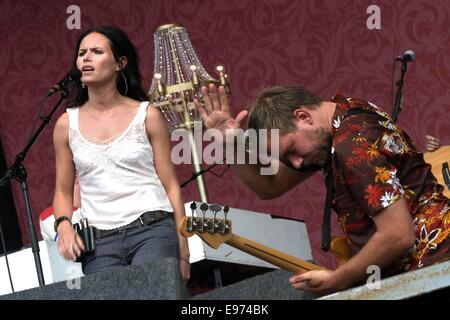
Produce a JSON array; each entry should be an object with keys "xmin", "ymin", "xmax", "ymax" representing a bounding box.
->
[
  {"xmin": 293, "ymin": 108, "xmax": 313, "ymax": 125},
  {"xmin": 117, "ymin": 56, "xmax": 128, "ymax": 71}
]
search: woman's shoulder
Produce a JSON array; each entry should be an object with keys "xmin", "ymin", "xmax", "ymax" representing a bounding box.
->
[
  {"xmin": 144, "ymin": 101, "xmax": 162, "ymax": 117},
  {"xmin": 55, "ymin": 112, "xmax": 70, "ymax": 128},
  {"xmin": 53, "ymin": 112, "xmax": 70, "ymax": 141},
  {"xmin": 121, "ymin": 97, "xmax": 147, "ymax": 111},
  {"xmin": 144, "ymin": 103, "xmax": 167, "ymax": 135}
]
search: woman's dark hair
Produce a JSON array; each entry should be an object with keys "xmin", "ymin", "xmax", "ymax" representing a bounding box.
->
[{"xmin": 66, "ymin": 26, "xmax": 149, "ymax": 107}]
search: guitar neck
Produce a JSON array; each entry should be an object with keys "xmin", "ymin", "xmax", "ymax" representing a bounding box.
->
[{"xmin": 226, "ymin": 233, "xmax": 324, "ymax": 274}]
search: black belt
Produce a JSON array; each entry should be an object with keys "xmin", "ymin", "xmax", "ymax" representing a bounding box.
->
[{"xmin": 94, "ymin": 210, "xmax": 171, "ymax": 239}]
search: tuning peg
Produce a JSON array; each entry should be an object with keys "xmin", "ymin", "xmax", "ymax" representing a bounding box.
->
[
  {"xmin": 217, "ymin": 205, "xmax": 231, "ymax": 235},
  {"xmin": 190, "ymin": 202, "xmax": 197, "ymax": 218},
  {"xmin": 209, "ymin": 204, "xmax": 222, "ymax": 217},
  {"xmin": 223, "ymin": 205, "xmax": 229, "ymax": 220},
  {"xmin": 186, "ymin": 217, "xmax": 193, "ymax": 232},
  {"xmin": 199, "ymin": 203, "xmax": 209, "ymax": 233},
  {"xmin": 200, "ymin": 203, "xmax": 209, "ymax": 213},
  {"xmin": 208, "ymin": 204, "xmax": 222, "ymax": 234}
]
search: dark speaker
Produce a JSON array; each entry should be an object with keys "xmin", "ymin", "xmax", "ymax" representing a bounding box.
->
[
  {"xmin": 0, "ymin": 137, "xmax": 22, "ymax": 254},
  {"xmin": 1, "ymin": 257, "xmax": 189, "ymax": 300},
  {"xmin": 192, "ymin": 269, "xmax": 315, "ymax": 300}
]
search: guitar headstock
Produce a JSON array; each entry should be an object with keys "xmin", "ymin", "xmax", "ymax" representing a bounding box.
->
[{"xmin": 180, "ymin": 202, "xmax": 232, "ymax": 249}]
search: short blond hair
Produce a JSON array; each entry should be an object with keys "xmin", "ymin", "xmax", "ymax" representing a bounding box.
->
[{"xmin": 248, "ymin": 86, "xmax": 322, "ymax": 133}]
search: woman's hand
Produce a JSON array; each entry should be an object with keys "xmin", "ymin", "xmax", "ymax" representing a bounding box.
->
[
  {"xmin": 179, "ymin": 237, "xmax": 191, "ymax": 284},
  {"xmin": 57, "ymin": 222, "xmax": 85, "ymax": 261}
]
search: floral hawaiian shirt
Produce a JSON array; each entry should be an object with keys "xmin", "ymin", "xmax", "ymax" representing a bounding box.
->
[{"xmin": 330, "ymin": 95, "xmax": 450, "ymax": 276}]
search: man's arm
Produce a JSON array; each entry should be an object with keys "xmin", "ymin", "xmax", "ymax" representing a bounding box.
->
[
  {"xmin": 195, "ymin": 84, "xmax": 312, "ymax": 199},
  {"xmin": 289, "ymin": 197, "xmax": 415, "ymax": 296},
  {"xmin": 233, "ymin": 158, "xmax": 313, "ymax": 199}
]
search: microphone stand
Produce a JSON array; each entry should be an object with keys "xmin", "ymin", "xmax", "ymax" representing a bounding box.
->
[
  {"xmin": 391, "ymin": 60, "xmax": 409, "ymax": 123},
  {"xmin": 0, "ymin": 88, "xmax": 69, "ymax": 287}
]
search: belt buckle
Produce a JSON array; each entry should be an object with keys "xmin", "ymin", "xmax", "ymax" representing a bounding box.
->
[{"xmin": 139, "ymin": 215, "xmax": 145, "ymax": 226}]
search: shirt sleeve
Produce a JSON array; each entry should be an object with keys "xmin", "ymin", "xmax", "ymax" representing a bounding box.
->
[{"xmin": 334, "ymin": 113, "xmax": 409, "ymax": 217}]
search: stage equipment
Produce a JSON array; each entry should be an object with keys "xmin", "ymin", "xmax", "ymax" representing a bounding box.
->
[
  {"xmin": 392, "ymin": 49, "xmax": 415, "ymax": 122},
  {"xmin": 148, "ymin": 24, "xmax": 231, "ymax": 203}
]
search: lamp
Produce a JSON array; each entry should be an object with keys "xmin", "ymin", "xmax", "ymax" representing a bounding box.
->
[{"xmin": 148, "ymin": 24, "xmax": 231, "ymax": 203}]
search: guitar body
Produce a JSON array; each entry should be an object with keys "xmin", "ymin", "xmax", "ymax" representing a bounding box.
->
[
  {"xmin": 423, "ymin": 146, "xmax": 450, "ymax": 198},
  {"xmin": 330, "ymin": 236, "xmax": 351, "ymax": 267}
]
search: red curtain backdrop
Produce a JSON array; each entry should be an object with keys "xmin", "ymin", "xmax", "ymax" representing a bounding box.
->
[{"xmin": 0, "ymin": 0, "xmax": 449, "ymax": 269}]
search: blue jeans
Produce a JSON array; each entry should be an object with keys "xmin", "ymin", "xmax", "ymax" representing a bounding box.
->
[{"xmin": 82, "ymin": 216, "xmax": 180, "ymax": 275}]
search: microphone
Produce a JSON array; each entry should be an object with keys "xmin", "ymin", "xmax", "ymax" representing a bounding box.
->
[
  {"xmin": 396, "ymin": 50, "xmax": 416, "ymax": 63},
  {"xmin": 47, "ymin": 68, "xmax": 82, "ymax": 97}
]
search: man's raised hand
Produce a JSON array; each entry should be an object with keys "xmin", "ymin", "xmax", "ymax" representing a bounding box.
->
[{"xmin": 194, "ymin": 84, "xmax": 248, "ymax": 133}]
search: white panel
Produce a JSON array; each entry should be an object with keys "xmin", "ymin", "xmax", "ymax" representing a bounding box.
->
[{"xmin": 0, "ymin": 240, "xmax": 83, "ymax": 296}]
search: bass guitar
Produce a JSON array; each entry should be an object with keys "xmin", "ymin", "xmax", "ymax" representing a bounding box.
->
[{"xmin": 180, "ymin": 202, "xmax": 351, "ymax": 274}]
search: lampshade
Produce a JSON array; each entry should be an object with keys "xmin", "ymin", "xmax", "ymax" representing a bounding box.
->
[{"xmin": 148, "ymin": 24, "xmax": 230, "ymax": 131}]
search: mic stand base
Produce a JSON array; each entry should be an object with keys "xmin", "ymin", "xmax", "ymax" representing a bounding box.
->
[{"xmin": 18, "ymin": 166, "xmax": 45, "ymax": 287}]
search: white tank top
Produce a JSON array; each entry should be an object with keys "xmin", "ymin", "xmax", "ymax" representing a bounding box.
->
[{"xmin": 66, "ymin": 101, "xmax": 173, "ymax": 230}]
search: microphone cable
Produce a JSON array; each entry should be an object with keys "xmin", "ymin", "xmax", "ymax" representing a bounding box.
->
[
  {"xmin": 389, "ymin": 50, "xmax": 397, "ymax": 117},
  {"xmin": 27, "ymin": 93, "xmax": 48, "ymax": 142},
  {"xmin": 180, "ymin": 158, "xmax": 231, "ymax": 189}
]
